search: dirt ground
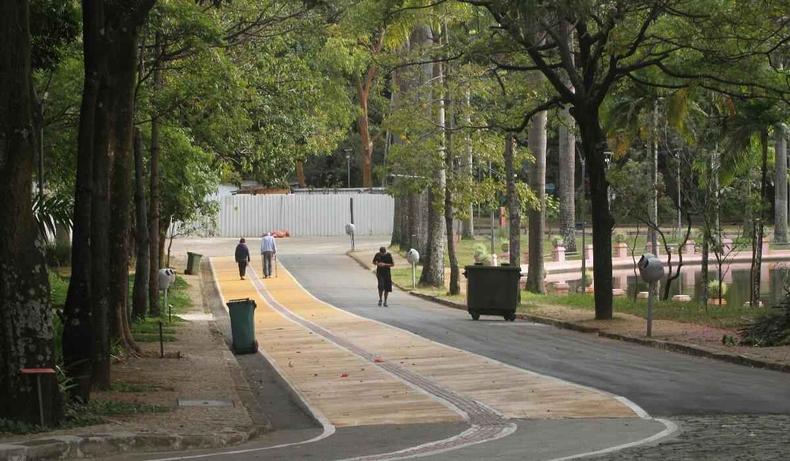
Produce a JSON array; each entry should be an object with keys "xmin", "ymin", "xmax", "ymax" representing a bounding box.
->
[{"xmin": 1, "ymin": 262, "xmax": 254, "ymax": 443}]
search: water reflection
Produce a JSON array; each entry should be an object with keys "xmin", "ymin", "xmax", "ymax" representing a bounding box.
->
[{"xmin": 562, "ymin": 263, "xmax": 790, "ymax": 306}]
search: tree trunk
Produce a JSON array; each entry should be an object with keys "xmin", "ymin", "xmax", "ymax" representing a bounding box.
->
[
  {"xmin": 356, "ymin": 70, "xmax": 376, "ymax": 188},
  {"xmin": 295, "ymin": 160, "xmax": 306, "ymax": 187},
  {"xmin": 108, "ymin": 26, "xmax": 141, "ymax": 355},
  {"xmin": 0, "ymin": 0, "xmax": 62, "ymax": 424},
  {"xmin": 419, "ymin": 39, "xmax": 446, "ymax": 288},
  {"xmin": 750, "ymin": 130, "xmax": 769, "ymax": 307},
  {"xmin": 132, "ymin": 129, "xmax": 149, "ymax": 320},
  {"xmin": 63, "ymin": 0, "xmax": 103, "ymax": 402},
  {"xmin": 90, "ymin": 61, "xmax": 112, "ymax": 391},
  {"xmin": 572, "ymin": 108, "xmax": 614, "ymax": 319},
  {"xmin": 775, "ymin": 125, "xmax": 788, "ymax": 243},
  {"xmin": 526, "ymin": 112, "xmax": 547, "ymax": 293},
  {"xmin": 503, "ymin": 134, "xmax": 520, "ymax": 268},
  {"xmin": 148, "ymin": 32, "xmax": 163, "ymax": 318},
  {"xmin": 461, "ymin": 88, "xmax": 475, "ymax": 239},
  {"xmin": 648, "ymin": 99, "xmax": 659, "ymax": 255},
  {"xmin": 558, "ymin": 105, "xmax": 576, "ymax": 253},
  {"xmin": 442, "ymin": 29, "xmax": 459, "ymax": 295}
]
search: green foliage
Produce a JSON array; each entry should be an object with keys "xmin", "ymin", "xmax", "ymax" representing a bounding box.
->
[
  {"xmin": 44, "ymin": 240, "xmax": 71, "ymax": 268},
  {"xmin": 707, "ymin": 279, "xmax": 728, "ymax": 298},
  {"xmin": 739, "ymin": 292, "xmax": 790, "ymax": 347}
]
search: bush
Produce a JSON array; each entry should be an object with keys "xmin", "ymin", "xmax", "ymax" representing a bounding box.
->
[
  {"xmin": 45, "ymin": 241, "xmax": 71, "ymax": 267},
  {"xmin": 739, "ymin": 296, "xmax": 790, "ymax": 347},
  {"xmin": 707, "ymin": 279, "xmax": 728, "ymax": 298}
]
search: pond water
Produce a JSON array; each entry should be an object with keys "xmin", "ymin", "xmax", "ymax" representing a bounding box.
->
[{"xmin": 562, "ymin": 262, "xmax": 790, "ymax": 307}]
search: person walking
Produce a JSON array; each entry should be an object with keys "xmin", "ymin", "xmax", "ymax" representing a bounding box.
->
[
  {"xmin": 260, "ymin": 232, "xmax": 277, "ymax": 278},
  {"xmin": 235, "ymin": 238, "xmax": 251, "ymax": 280},
  {"xmin": 372, "ymin": 246, "xmax": 394, "ymax": 306}
]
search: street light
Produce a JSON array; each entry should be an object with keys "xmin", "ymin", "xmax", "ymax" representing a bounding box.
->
[
  {"xmin": 343, "ymin": 148, "xmax": 351, "ymax": 188},
  {"xmin": 604, "ymin": 151, "xmax": 613, "ymax": 211}
]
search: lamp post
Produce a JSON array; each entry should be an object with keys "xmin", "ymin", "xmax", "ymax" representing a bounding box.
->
[
  {"xmin": 603, "ymin": 151, "xmax": 613, "ymax": 211},
  {"xmin": 343, "ymin": 148, "xmax": 351, "ymax": 188}
]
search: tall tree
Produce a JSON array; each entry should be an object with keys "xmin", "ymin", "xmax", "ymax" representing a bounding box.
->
[
  {"xmin": 132, "ymin": 128, "xmax": 149, "ymax": 320},
  {"xmin": 775, "ymin": 124, "xmax": 788, "ymax": 243},
  {"xmin": 65, "ymin": 0, "xmax": 156, "ymax": 395},
  {"xmin": 526, "ymin": 111, "xmax": 547, "ymax": 292},
  {"xmin": 503, "ymin": 133, "xmax": 520, "ymax": 267},
  {"xmin": 0, "ymin": 0, "xmax": 62, "ymax": 425}
]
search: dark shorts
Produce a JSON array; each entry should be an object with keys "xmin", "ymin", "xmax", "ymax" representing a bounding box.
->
[{"xmin": 377, "ymin": 271, "xmax": 392, "ymax": 292}]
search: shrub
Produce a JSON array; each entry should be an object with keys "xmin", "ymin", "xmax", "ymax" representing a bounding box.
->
[
  {"xmin": 551, "ymin": 235, "xmax": 565, "ymax": 247},
  {"xmin": 707, "ymin": 279, "xmax": 728, "ymax": 298},
  {"xmin": 739, "ymin": 296, "xmax": 790, "ymax": 347},
  {"xmin": 44, "ymin": 241, "xmax": 71, "ymax": 267}
]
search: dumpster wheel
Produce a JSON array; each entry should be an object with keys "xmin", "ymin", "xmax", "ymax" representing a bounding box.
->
[
  {"xmin": 470, "ymin": 312, "xmax": 480, "ymax": 320},
  {"xmin": 505, "ymin": 313, "xmax": 516, "ymax": 322}
]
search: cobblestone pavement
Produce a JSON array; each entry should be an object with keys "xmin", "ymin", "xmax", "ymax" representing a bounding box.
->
[{"xmin": 593, "ymin": 415, "xmax": 790, "ymax": 460}]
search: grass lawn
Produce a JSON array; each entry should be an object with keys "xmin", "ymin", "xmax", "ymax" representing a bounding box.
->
[
  {"xmin": 522, "ymin": 292, "xmax": 769, "ymax": 329},
  {"xmin": 47, "ymin": 269, "xmax": 193, "ymax": 345}
]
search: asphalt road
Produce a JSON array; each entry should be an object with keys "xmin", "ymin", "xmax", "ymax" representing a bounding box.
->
[{"xmin": 280, "ymin": 253, "xmax": 790, "ymax": 418}]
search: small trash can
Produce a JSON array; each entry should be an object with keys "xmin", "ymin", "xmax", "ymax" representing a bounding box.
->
[
  {"xmin": 463, "ymin": 264, "xmax": 522, "ymax": 321},
  {"xmin": 185, "ymin": 252, "xmax": 203, "ymax": 275},
  {"xmin": 227, "ymin": 298, "xmax": 258, "ymax": 354}
]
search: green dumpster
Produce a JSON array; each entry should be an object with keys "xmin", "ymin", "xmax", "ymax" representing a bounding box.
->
[
  {"xmin": 463, "ymin": 264, "xmax": 522, "ymax": 321},
  {"xmin": 185, "ymin": 252, "xmax": 203, "ymax": 275},
  {"xmin": 227, "ymin": 298, "xmax": 258, "ymax": 354}
]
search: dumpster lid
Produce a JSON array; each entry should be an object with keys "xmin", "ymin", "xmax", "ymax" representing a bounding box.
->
[{"xmin": 227, "ymin": 298, "xmax": 254, "ymax": 304}]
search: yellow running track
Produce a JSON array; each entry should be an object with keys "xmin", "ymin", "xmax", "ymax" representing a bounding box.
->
[{"xmin": 211, "ymin": 256, "xmax": 638, "ymax": 428}]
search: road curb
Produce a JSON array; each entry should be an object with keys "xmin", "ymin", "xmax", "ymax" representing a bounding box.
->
[
  {"xmin": 346, "ymin": 252, "xmax": 789, "ymax": 375},
  {"xmin": 0, "ymin": 427, "xmax": 263, "ymax": 461}
]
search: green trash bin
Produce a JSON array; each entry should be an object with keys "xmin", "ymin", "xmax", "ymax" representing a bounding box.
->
[
  {"xmin": 227, "ymin": 298, "xmax": 258, "ymax": 354},
  {"xmin": 463, "ymin": 264, "xmax": 522, "ymax": 321},
  {"xmin": 185, "ymin": 252, "xmax": 203, "ymax": 275}
]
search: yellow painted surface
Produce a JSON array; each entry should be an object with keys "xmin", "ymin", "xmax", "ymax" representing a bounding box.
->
[
  {"xmin": 212, "ymin": 258, "xmax": 461, "ymax": 427},
  {"xmin": 212, "ymin": 256, "xmax": 638, "ymax": 427}
]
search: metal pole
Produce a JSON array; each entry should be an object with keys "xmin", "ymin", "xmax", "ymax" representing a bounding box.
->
[
  {"xmin": 159, "ymin": 321, "xmax": 164, "ymax": 358},
  {"xmin": 647, "ymin": 280, "xmax": 655, "ymax": 337},
  {"xmin": 36, "ymin": 376, "xmax": 44, "ymax": 426},
  {"xmin": 489, "ymin": 160, "xmax": 495, "ymax": 256},
  {"xmin": 412, "ymin": 261, "xmax": 416, "ymax": 289},
  {"xmin": 581, "ymin": 224, "xmax": 587, "ymax": 291},
  {"xmin": 347, "ymin": 154, "xmax": 351, "ymax": 188},
  {"xmin": 677, "ymin": 152, "xmax": 682, "ymax": 237}
]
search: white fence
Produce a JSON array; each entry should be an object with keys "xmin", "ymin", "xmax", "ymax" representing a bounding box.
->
[{"xmin": 217, "ymin": 194, "xmax": 394, "ymax": 237}]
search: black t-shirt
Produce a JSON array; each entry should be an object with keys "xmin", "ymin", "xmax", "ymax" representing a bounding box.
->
[{"xmin": 373, "ymin": 252, "xmax": 394, "ymax": 275}]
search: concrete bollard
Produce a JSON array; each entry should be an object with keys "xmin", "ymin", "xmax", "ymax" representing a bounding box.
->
[
  {"xmin": 761, "ymin": 239, "xmax": 770, "ymax": 256},
  {"xmin": 672, "ymin": 294, "xmax": 692, "ymax": 302},
  {"xmin": 614, "ymin": 242, "xmax": 629, "ymax": 258},
  {"xmin": 584, "ymin": 244, "xmax": 594, "ymax": 263},
  {"xmin": 612, "ymin": 288, "xmax": 626, "ymax": 297},
  {"xmin": 552, "ymin": 245, "xmax": 566, "ymax": 262},
  {"xmin": 551, "ymin": 281, "xmax": 570, "ymax": 294},
  {"xmin": 637, "ymin": 291, "xmax": 650, "ymax": 299}
]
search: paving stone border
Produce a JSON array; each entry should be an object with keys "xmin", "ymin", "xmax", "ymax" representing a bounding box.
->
[
  {"xmin": 347, "ymin": 252, "xmax": 790, "ymax": 375},
  {"xmin": 0, "ymin": 426, "xmax": 264, "ymax": 461}
]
